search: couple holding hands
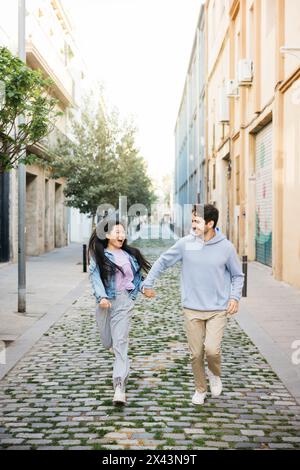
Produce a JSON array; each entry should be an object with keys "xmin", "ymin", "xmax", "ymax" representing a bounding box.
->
[{"xmin": 88, "ymin": 204, "xmax": 244, "ymax": 406}]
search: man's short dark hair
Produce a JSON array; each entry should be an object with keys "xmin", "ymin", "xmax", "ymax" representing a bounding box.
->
[
  {"xmin": 204, "ymin": 204, "xmax": 219, "ymax": 228},
  {"xmin": 192, "ymin": 204, "xmax": 219, "ymax": 229}
]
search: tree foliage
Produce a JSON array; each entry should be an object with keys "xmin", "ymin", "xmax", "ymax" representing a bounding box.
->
[
  {"xmin": 48, "ymin": 98, "xmax": 156, "ymax": 218},
  {"xmin": 0, "ymin": 47, "xmax": 60, "ymax": 173}
]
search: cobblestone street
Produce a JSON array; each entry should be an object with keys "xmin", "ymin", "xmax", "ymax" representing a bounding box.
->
[{"xmin": 0, "ymin": 242, "xmax": 300, "ymax": 451}]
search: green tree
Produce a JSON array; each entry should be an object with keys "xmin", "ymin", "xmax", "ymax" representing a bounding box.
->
[
  {"xmin": 49, "ymin": 98, "xmax": 156, "ymax": 218},
  {"xmin": 116, "ymin": 125, "xmax": 156, "ymax": 210},
  {"xmin": 0, "ymin": 47, "xmax": 59, "ymax": 173}
]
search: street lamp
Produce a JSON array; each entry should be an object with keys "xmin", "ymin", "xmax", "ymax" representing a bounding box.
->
[{"xmin": 18, "ymin": 0, "xmax": 26, "ymax": 313}]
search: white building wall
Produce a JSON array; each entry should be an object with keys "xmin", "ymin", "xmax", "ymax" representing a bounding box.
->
[{"xmin": 69, "ymin": 208, "xmax": 93, "ymax": 244}]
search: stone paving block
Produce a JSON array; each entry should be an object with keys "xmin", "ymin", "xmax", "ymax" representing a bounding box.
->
[
  {"xmin": 57, "ymin": 440, "xmax": 82, "ymax": 445},
  {"xmin": 0, "ymin": 438, "xmax": 25, "ymax": 445},
  {"xmin": 268, "ymin": 443, "xmax": 295, "ymax": 449},
  {"xmin": 241, "ymin": 430, "xmax": 265, "ymax": 437},
  {"xmin": 204, "ymin": 441, "xmax": 229, "ymax": 448},
  {"xmin": 36, "ymin": 446, "xmax": 65, "ymax": 450},
  {"xmin": 24, "ymin": 439, "xmax": 52, "ymax": 445},
  {"xmin": 0, "ymin": 246, "xmax": 299, "ymax": 451}
]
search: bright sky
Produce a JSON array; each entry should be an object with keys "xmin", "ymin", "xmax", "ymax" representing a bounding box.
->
[{"xmin": 63, "ymin": 0, "xmax": 201, "ymax": 181}]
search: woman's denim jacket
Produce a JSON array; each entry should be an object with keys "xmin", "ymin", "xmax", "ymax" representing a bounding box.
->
[{"xmin": 89, "ymin": 250, "xmax": 144, "ymax": 303}]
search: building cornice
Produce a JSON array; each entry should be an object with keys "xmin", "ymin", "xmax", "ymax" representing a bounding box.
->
[
  {"xmin": 26, "ymin": 44, "xmax": 74, "ymax": 108},
  {"xmin": 229, "ymin": 0, "xmax": 240, "ymax": 20},
  {"xmin": 278, "ymin": 66, "xmax": 300, "ymax": 94}
]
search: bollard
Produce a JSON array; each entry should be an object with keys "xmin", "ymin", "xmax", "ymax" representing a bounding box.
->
[
  {"xmin": 83, "ymin": 244, "xmax": 87, "ymax": 273},
  {"xmin": 242, "ymin": 255, "xmax": 248, "ymax": 297}
]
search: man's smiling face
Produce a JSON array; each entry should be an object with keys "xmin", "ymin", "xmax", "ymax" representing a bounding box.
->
[
  {"xmin": 192, "ymin": 213, "xmax": 215, "ymax": 237},
  {"xmin": 191, "ymin": 215, "xmax": 205, "ymax": 236}
]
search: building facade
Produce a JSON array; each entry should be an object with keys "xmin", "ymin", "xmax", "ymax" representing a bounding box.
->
[
  {"xmin": 0, "ymin": 0, "xmax": 95, "ymax": 262},
  {"xmin": 206, "ymin": 0, "xmax": 300, "ymax": 289},
  {"xmin": 206, "ymin": 0, "xmax": 231, "ymax": 239},
  {"xmin": 174, "ymin": 5, "xmax": 206, "ymax": 234},
  {"xmin": 175, "ymin": 0, "xmax": 300, "ymax": 290}
]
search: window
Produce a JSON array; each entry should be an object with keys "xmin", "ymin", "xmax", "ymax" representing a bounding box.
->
[
  {"xmin": 213, "ymin": 163, "xmax": 216, "ymax": 190},
  {"xmin": 236, "ymin": 155, "xmax": 240, "ymax": 204},
  {"xmin": 265, "ymin": 0, "xmax": 275, "ymax": 36},
  {"xmin": 212, "ymin": 1, "xmax": 216, "ymax": 42},
  {"xmin": 249, "ymin": 6, "xmax": 254, "ymax": 59}
]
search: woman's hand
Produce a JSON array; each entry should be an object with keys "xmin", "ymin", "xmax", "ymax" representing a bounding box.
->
[
  {"xmin": 143, "ymin": 288, "xmax": 156, "ymax": 298},
  {"xmin": 99, "ymin": 298, "xmax": 112, "ymax": 309}
]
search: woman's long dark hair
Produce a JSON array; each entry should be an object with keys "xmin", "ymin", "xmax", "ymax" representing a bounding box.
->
[{"xmin": 88, "ymin": 218, "xmax": 152, "ymax": 287}]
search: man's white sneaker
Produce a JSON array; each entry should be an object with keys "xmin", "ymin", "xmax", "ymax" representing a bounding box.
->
[
  {"xmin": 113, "ymin": 385, "xmax": 126, "ymax": 405},
  {"xmin": 207, "ymin": 368, "xmax": 222, "ymax": 397},
  {"xmin": 192, "ymin": 391, "xmax": 207, "ymax": 405}
]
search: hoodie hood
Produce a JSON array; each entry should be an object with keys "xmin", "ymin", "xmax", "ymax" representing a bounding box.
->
[{"xmin": 189, "ymin": 227, "xmax": 226, "ymax": 245}]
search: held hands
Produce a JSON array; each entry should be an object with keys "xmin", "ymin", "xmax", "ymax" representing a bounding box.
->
[
  {"xmin": 99, "ymin": 298, "xmax": 112, "ymax": 309},
  {"xmin": 143, "ymin": 288, "xmax": 156, "ymax": 298},
  {"xmin": 226, "ymin": 299, "xmax": 239, "ymax": 315}
]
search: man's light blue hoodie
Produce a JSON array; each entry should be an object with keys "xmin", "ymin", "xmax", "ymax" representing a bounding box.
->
[{"xmin": 142, "ymin": 229, "xmax": 245, "ymax": 311}]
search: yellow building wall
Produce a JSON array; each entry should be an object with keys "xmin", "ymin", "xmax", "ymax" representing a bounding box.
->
[{"xmin": 282, "ymin": 83, "xmax": 300, "ymax": 288}]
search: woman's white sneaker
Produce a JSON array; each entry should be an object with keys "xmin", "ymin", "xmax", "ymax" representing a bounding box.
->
[
  {"xmin": 192, "ymin": 391, "xmax": 207, "ymax": 405},
  {"xmin": 207, "ymin": 368, "xmax": 222, "ymax": 397},
  {"xmin": 113, "ymin": 385, "xmax": 126, "ymax": 405}
]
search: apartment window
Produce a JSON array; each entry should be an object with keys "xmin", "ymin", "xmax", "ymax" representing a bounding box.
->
[
  {"xmin": 207, "ymin": 161, "xmax": 210, "ymax": 192},
  {"xmin": 213, "ymin": 163, "xmax": 216, "ymax": 190},
  {"xmin": 194, "ymin": 115, "xmax": 198, "ymax": 162},
  {"xmin": 247, "ymin": 5, "xmax": 254, "ymax": 61},
  {"xmin": 211, "ymin": 98, "xmax": 216, "ymax": 151},
  {"xmin": 212, "ymin": 0, "xmax": 216, "ymax": 41},
  {"xmin": 235, "ymin": 31, "xmax": 241, "ymax": 79},
  {"xmin": 218, "ymin": 0, "xmax": 225, "ymax": 22},
  {"xmin": 64, "ymin": 43, "xmax": 74, "ymax": 66},
  {"xmin": 236, "ymin": 155, "xmax": 240, "ymax": 204},
  {"xmin": 217, "ymin": 0, "xmax": 225, "ymax": 27},
  {"xmin": 265, "ymin": 0, "xmax": 275, "ymax": 36}
]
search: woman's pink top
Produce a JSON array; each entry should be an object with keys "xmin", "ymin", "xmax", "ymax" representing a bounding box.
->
[{"xmin": 107, "ymin": 248, "xmax": 135, "ymax": 292}]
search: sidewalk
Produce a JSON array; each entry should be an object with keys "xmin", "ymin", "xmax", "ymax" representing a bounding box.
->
[
  {"xmin": 0, "ymin": 243, "xmax": 88, "ymax": 379},
  {"xmin": 237, "ymin": 261, "xmax": 300, "ymax": 404}
]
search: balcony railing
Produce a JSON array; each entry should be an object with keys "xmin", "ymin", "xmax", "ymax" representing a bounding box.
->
[{"xmin": 26, "ymin": 13, "xmax": 74, "ymax": 107}]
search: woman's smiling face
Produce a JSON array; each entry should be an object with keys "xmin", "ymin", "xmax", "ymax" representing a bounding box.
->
[{"xmin": 106, "ymin": 224, "xmax": 126, "ymax": 249}]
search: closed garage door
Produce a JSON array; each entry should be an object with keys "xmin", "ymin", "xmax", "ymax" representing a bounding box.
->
[{"xmin": 255, "ymin": 122, "xmax": 272, "ymax": 266}]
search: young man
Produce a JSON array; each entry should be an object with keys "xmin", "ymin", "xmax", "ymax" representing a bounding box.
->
[{"xmin": 142, "ymin": 204, "xmax": 244, "ymax": 405}]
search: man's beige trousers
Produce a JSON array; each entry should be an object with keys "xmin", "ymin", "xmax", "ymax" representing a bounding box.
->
[{"xmin": 183, "ymin": 308, "xmax": 228, "ymax": 393}]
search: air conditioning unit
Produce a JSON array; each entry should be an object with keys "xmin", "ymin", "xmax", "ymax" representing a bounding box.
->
[
  {"xmin": 218, "ymin": 86, "xmax": 229, "ymax": 123},
  {"xmin": 226, "ymin": 79, "xmax": 239, "ymax": 97},
  {"xmin": 238, "ymin": 59, "xmax": 253, "ymax": 85}
]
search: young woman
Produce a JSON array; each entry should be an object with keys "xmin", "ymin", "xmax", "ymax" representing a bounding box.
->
[{"xmin": 88, "ymin": 218, "xmax": 151, "ymax": 405}]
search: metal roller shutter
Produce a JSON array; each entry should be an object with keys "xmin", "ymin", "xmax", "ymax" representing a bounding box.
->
[{"xmin": 255, "ymin": 122, "xmax": 273, "ymax": 266}]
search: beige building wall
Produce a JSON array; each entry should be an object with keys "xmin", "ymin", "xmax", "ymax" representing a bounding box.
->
[
  {"xmin": 206, "ymin": 0, "xmax": 231, "ymax": 238},
  {"xmin": 9, "ymin": 165, "xmax": 67, "ymax": 260},
  {"xmin": 282, "ymin": 83, "xmax": 300, "ymax": 288},
  {"xmin": 206, "ymin": 0, "xmax": 300, "ymax": 289},
  {"xmin": 1, "ymin": 0, "xmax": 93, "ymax": 262},
  {"xmin": 279, "ymin": 0, "xmax": 300, "ymax": 289}
]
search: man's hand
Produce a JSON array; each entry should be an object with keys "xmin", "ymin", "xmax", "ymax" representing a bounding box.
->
[
  {"xmin": 99, "ymin": 298, "xmax": 112, "ymax": 309},
  {"xmin": 226, "ymin": 299, "xmax": 239, "ymax": 315},
  {"xmin": 143, "ymin": 288, "xmax": 156, "ymax": 298}
]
